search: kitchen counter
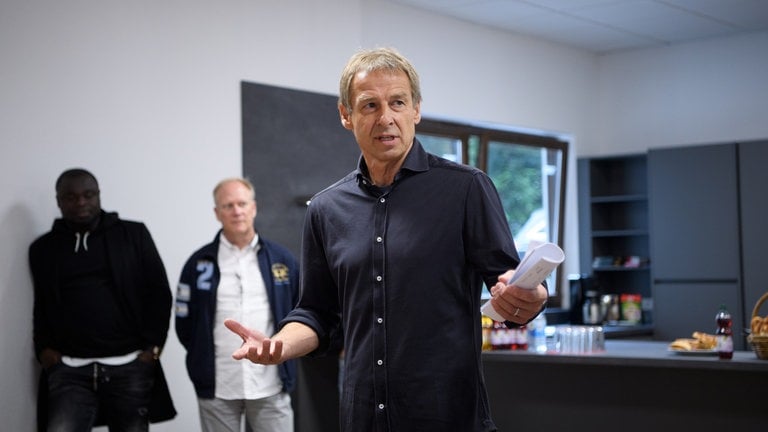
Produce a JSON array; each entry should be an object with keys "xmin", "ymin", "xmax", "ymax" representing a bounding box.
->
[
  {"xmin": 484, "ymin": 339, "xmax": 768, "ymax": 372},
  {"xmin": 482, "ymin": 340, "xmax": 768, "ymax": 431}
]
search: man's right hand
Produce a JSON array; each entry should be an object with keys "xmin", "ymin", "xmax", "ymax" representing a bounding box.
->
[
  {"xmin": 224, "ymin": 318, "xmax": 285, "ymax": 365},
  {"xmin": 40, "ymin": 348, "xmax": 61, "ymax": 369}
]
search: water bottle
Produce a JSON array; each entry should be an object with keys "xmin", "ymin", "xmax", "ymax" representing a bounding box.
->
[{"xmin": 529, "ymin": 313, "xmax": 548, "ymax": 353}]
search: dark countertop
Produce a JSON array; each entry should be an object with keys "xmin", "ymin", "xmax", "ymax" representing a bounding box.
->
[
  {"xmin": 483, "ymin": 340, "xmax": 768, "ymax": 372},
  {"xmin": 482, "ymin": 340, "xmax": 768, "ymax": 431}
]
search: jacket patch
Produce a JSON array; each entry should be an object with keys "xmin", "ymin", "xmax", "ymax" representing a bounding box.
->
[
  {"xmin": 175, "ymin": 301, "xmax": 189, "ymax": 317},
  {"xmin": 177, "ymin": 282, "xmax": 191, "ymax": 301},
  {"xmin": 272, "ymin": 263, "xmax": 290, "ymax": 284}
]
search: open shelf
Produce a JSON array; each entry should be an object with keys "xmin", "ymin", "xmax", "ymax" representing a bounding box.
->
[{"xmin": 578, "ymin": 154, "xmax": 652, "ymax": 309}]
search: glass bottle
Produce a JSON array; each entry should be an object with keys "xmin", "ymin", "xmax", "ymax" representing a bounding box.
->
[
  {"xmin": 514, "ymin": 325, "xmax": 529, "ymax": 351},
  {"xmin": 715, "ymin": 304, "xmax": 733, "ymax": 360},
  {"xmin": 490, "ymin": 320, "xmax": 509, "ymax": 350}
]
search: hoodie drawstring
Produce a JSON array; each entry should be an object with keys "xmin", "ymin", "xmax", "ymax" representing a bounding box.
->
[{"xmin": 74, "ymin": 231, "xmax": 90, "ymax": 253}]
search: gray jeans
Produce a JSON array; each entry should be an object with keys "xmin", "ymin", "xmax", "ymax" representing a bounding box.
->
[{"xmin": 197, "ymin": 392, "xmax": 293, "ymax": 432}]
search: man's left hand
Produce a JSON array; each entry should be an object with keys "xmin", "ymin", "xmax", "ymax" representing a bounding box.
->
[{"xmin": 488, "ymin": 269, "xmax": 548, "ymax": 324}]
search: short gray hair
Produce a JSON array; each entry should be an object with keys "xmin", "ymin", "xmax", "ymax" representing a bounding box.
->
[
  {"xmin": 213, "ymin": 177, "xmax": 256, "ymax": 205},
  {"xmin": 338, "ymin": 47, "xmax": 422, "ymax": 111}
]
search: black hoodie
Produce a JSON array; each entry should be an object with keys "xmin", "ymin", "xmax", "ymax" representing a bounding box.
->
[
  {"xmin": 29, "ymin": 210, "xmax": 177, "ymax": 426},
  {"xmin": 29, "ymin": 210, "xmax": 172, "ymax": 359}
]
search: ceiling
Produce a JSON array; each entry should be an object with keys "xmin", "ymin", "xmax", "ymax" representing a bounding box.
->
[{"xmin": 390, "ymin": 0, "xmax": 768, "ymax": 54}]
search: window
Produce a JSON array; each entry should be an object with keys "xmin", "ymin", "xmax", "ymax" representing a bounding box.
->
[{"xmin": 417, "ymin": 118, "xmax": 568, "ymax": 307}]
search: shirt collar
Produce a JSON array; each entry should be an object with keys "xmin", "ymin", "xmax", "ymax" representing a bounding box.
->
[
  {"xmin": 219, "ymin": 231, "xmax": 260, "ymax": 252},
  {"xmin": 356, "ymin": 138, "xmax": 430, "ymax": 186}
]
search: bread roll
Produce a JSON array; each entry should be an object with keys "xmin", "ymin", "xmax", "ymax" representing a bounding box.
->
[
  {"xmin": 692, "ymin": 332, "xmax": 717, "ymax": 349},
  {"xmin": 670, "ymin": 338, "xmax": 695, "ymax": 351},
  {"xmin": 760, "ymin": 319, "xmax": 768, "ymax": 336}
]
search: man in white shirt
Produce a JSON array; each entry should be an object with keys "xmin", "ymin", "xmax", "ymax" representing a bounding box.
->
[{"xmin": 175, "ymin": 177, "xmax": 299, "ymax": 432}]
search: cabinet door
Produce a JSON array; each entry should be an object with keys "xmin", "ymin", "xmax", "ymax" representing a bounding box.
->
[
  {"xmin": 739, "ymin": 141, "xmax": 768, "ymax": 326},
  {"xmin": 653, "ymin": 282, "xmax": 741, "ymax": 343},
  {"xmin": 648, "ymin": 144, "xmax": 739, "ymax": 280}
]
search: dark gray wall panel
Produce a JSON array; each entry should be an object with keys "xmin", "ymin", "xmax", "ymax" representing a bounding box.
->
[{"xmin": 241, "ymin": 81, "xmax": 359, "ymax": 257}]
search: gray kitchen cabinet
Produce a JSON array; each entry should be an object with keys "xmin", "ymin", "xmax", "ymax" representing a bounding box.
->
[
  {"xmin": 652, "ymin": 281, "xmax": 741, "ymax": 345},
  {"xmin": 648, "ymin": 142, "xmax": 761, "ymax": 350},
  {"xmin": 648, "ymin": 144, "xmax": 740, "ymax": 279},
  {"xmin": 739, "ymin": 141, "xmax": 768, "ymax": 327}
]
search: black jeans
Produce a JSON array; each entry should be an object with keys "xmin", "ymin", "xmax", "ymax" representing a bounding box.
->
[{"xmin": 46, "ymin": 358, "xmax": 154, "ymax": 432}]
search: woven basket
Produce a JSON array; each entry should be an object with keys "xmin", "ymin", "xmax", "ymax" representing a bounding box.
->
[{"xmin": 747, "ymin": 292, "xmax": 768, "ymax": 360}]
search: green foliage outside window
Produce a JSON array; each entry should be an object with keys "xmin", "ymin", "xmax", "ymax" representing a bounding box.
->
[{"xmin": 486, "ymin": 142, "xmax": 542, "ymax": 235}]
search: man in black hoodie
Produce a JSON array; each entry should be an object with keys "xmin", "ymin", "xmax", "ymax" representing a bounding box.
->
[{"xmin": 29, "ymin": 168, "xmax": 176, "ymax": 431}]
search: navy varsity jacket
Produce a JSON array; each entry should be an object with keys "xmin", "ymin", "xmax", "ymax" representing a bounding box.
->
[{"xmin": 175, "ymin": 230, "xmax": 299, "ymax": 398}]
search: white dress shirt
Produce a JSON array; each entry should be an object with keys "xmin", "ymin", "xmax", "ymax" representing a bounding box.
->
[{"xmin": 213, "ymin": 233, "xmax": 282, "ymax": 400}]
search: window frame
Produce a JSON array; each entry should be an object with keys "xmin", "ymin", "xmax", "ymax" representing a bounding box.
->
[{"xmin": 417, "ymin": 117, "xmax": 569, "ymax": 307}]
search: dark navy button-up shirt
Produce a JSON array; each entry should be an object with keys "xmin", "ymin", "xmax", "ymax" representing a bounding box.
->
[{"xmin": 282, "ymin": 139, "xmax": 520, "ymax": 432}]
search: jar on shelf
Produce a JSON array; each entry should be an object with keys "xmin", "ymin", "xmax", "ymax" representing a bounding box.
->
[
  {"xmin": 582, "ymin": 291, "xmax": 601, "ymax": 324},
  {"xmin": 621, "ymin": 294, "xmax": 642, "ymax": 324}
]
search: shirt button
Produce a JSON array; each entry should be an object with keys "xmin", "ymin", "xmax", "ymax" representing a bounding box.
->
[
  {"xmin": 377, "ymin": 359, "xmax": 383, "ymax": 365},
  {"xmin": 380, "ymin": 198, "xmax": 386, "ymax": 203},
  {"xmin": 378, "ymin": 403, "xmax": 385, "ymax": 410},
  {"xmin": 377, "ymin": 317, "xmax": 383, "ymax": 324},
  {"xmin": 376, "ymin": 275, "xmax": 382, "ymax": 282},
  {"xmin": 376, "ymin": 236, "xmax": 382, "ymax": 243}
]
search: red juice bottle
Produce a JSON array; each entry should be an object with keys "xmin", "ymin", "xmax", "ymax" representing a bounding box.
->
[{"xmin": 715, "ymin": 304, "xmax": 733, "ymax": 360}]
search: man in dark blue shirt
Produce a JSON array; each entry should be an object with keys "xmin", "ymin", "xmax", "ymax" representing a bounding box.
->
[{"xmin": 225, "ymin": 47, "xmax": 548, "ymax": 432}]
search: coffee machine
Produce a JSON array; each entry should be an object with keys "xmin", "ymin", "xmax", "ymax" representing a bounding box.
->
[{"xmin": 568, "ymin": 273, "xmax": 595, "ymax": 325}]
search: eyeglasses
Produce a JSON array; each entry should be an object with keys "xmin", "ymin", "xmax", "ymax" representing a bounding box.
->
[
  {"xmin": 58, "ymin": 190, "xmax": 100, "ymax": 204},
  {"xmin": 217, "ymin": 201, "xmax": 253, "ymax": 212}
]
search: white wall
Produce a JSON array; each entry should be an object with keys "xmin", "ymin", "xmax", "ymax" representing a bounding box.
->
[
  {"xmin": 589, "ymin": 31, "xmax": 768, "ymax": 155},
  {"xmin": 1, "ymin": 0, "xmax": 766, "ymax": 430}
]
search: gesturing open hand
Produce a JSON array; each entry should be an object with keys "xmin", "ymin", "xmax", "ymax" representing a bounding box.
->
[{"xmin": 224, "ymin": 318, "xmax": 285, "ymax": 365}]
